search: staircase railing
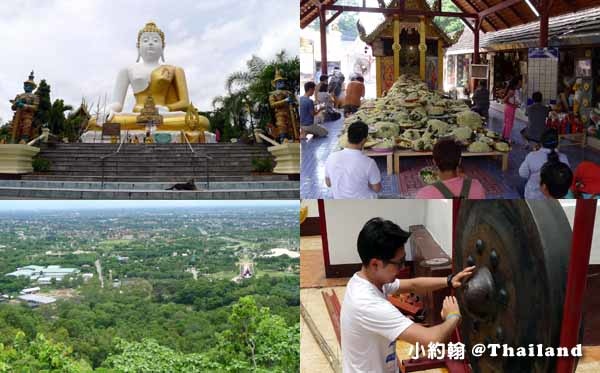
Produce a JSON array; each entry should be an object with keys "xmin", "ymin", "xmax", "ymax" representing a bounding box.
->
[
  {"xmin": 182, "ymin": 133, "xmax": 213, "ymax": 190},
  {"xmin": 26, "ymin": 128, "xmax": 51, "ymax": 146},
  {"xmin": 100, "ymin": 133, "xmax": 127, "ymax": 189}
]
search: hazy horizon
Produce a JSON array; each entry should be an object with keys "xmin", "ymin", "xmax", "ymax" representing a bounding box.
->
[{"xmin": 0, "ymin": 200, "xmax": 298, "ymax": 212}]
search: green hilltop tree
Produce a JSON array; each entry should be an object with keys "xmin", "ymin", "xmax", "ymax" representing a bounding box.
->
[{"xmin": 206, "ymin": 295, "xmax": 299, "ymax": 373}]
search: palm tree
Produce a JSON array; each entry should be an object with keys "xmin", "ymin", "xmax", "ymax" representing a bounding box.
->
[
  {"xmin": 225, "ymin": 55, "xmax": 266, "ymax": 95},
  {"xmin": 48, "ymin": 99, "xmax": 73, "ymax": 137},
  {"xmin": 212, "ymin": 92, "xmax": 248, "ymax": 139}
]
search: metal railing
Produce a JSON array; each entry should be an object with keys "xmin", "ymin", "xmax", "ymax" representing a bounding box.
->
[
  {"xmin": 100, "ymin": 133, "xmax": 128, "ymax": 189},
  {"xmin": 182, "ymin": 133, "xmax": 213, "ymax": 190}
]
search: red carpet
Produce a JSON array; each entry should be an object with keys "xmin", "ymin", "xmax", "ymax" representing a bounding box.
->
[{"xmin": 397, "ymin": 158, "xmax": 512, "ymax": 198}]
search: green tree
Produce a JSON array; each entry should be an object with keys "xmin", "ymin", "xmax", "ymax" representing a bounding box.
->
[
  {"xmin": 0, "ymin": 276, "xmax": 30, "ymax": 295},
  {"xmin": 0, "ymin": 120, "xmax": 13, "ymax": 143},
  {"xmin": 427, "ymin": 0, "xmax": 464, "ymax": 38},
  {"xmin": 338, "ymin": 11, "xmax": 359, "ymax": 40},
  {"xmin": 222, "ymin": 51, "xmax": 299, "ymax": 133},
  {"xmin": 211, "ymin": 93, "xmax": 247, "ymax": 141},
  {"xmin": 207, "ymin": 296, "xmax": 299, "ymax": 372},
  {"xmin": 33, "ymin": 79, "xmax": 52, "ymax": 134},
  {"xmin": 48, "ymin": 99, "xmax": 73, "ymax": 137},
  {"xmin": 0, "ymin": 332, "xmax": 93, "ymax": 372}
]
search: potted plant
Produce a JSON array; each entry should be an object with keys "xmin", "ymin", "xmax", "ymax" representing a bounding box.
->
[
  {"xmin": 32, "ymin": 157, "xmax": 51, "ymax": 172},
  {"xmin": 251, "ymin": 157, "xmax": 274, "ymax": 175}
]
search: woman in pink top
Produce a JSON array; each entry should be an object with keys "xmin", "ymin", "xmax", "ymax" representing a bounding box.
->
[
  {"xmin": 415, "ymin": 139, "xmax": 486, "ymax": 199},
  {"xmin": 502, "ymin": 77, "xmax": 522, "ymax": 143}
]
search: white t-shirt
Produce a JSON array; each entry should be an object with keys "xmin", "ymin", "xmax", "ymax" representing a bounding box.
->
[
  {"xmin": 325, "ymin": 149, "xmax": 381, "ymax": 199},
  {"xmin": 341, "ymin": 274, "xmax": 414, "ymax": 373}
]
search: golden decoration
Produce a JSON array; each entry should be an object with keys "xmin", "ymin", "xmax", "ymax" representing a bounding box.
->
[{"xmin": 272, "ymin": 68, "xmax": 285, "ymax": 87}]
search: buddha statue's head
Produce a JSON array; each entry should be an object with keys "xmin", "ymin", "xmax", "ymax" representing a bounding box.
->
[
  {"xmin": 23, "ymin": 71, "xmax": 37, "ymax": 93},
  {"xmin": 137, "ymin": 22, "xmax": 165, "ymax": 63}
]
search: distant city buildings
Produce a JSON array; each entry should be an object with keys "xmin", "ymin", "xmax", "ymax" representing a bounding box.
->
[
  {"xmin": 6, "ymin": 265, "xmax": 80, "ymax": 284},
  {"xmin": 20, "ymin": 287, "xmax": 40, "ymax": 295},
  {"xmin": 17, "ymin": 294, "xmax": 56, "ymax": 307}
]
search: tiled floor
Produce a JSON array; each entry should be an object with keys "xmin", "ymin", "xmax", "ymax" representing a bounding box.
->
[
  {"xmin": 300, "ymin": 235, "xmax": 350, "ymax": 289},
  {"xmin": 300, "ymin": 286, "xmax": 345, "ymax": 373},
  {"xmin": 301, "ymin": 107, "xmax": 600, "ymax": 199}
]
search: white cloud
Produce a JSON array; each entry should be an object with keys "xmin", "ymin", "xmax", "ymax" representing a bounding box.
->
[{"xmin": 0, "ymin": 0, "xmax": 298, "ymax": 122}]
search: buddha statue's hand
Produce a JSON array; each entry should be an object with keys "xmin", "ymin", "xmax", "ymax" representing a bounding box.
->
[
  {"xmin": 156, "ymin": 105, "xmax": 170, "ymax": 113},
  {"xmin": 105, "ymin": 111, "xmax": 115, "ymax": 123},
  {"xmin": 104, "ymin": 103, "xmax": 123, "ymax": 124}
]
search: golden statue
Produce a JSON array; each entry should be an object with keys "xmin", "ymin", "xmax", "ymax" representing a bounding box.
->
[
  {"xmin": 86, "ymin": 22, "xmax": 209, "ymax": 137},
  {"xmin": 269, "ymin": 69, "xmax": 299, "ymax": 142},
  {"xmin": 182, "ymin": 103, "xmax": 206, "ymax": 143},
  {"xmin": 10, "ymin": 71, "xmax": 40, "ymax": 143},
  {"xmin": 136, "ymin": 96, "xmax": 163, "ymax": 126}
]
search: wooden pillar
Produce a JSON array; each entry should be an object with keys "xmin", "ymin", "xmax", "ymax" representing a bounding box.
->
[
  {"xmin": 556, "ymin": 200, "xmax": 598, "ymax": 373},
  {"xmin": 488, "ymin": 52, "xmax": 495, "ymax": 99},
  {"xmin": 438, "ymin": 39, "xmax": 444, "ymax": 91},
  {"xmin": 319, "ymin": 7, "xmax": 328, "ymax": 76},
  {"xmin": 376, "ymin": 57, "xmax": 382, "ymax": 97},
  {"xmin": 419, "ymin": 17, "xmax": 427, "ymax": 81},
  {"xmin": 539, "ymin": 0, "xmax": 549, "ymax": 48},
  {"xmin": 473, "ymin": 18, "xmax": 481, "ymax": 64},
  {"xmin": 393, "ymin": 18, "xmax": 401, "ymax": 80}
]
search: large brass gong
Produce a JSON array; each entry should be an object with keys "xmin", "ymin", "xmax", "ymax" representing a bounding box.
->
[{"xmin": 455, "ymin": 200, "xmax": 572, "ymax": 373}]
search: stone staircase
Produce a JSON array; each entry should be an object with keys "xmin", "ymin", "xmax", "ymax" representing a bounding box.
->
[{"xmin": 0, "ymin": 143, "xmax": 298, "ymax": 199}]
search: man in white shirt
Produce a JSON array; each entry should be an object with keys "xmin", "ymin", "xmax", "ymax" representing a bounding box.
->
[
  {"xmin": 325, "ymin": 121, "xmax": 382, "ymax": 199},
  {"xmin": 341, "ymin": 218, "xmax": 475, "ymax": 373}
]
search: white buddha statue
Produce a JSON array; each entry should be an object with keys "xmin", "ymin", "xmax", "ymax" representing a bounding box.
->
[{"xmin": 86, "ymin": 21, "xmax": 209, "ymax": 137}]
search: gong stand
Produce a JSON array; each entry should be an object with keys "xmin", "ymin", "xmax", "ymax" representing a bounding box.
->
[
  {"xmin": 401, "ymin": 199, "xmax": 597, "ymax": 373},
  {"xmin": 398, "ymin": 199, "xmax": 471, "ymax": 373}
]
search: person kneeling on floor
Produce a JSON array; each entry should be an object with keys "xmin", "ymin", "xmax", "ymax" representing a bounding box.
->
[
  {"xmin": 415, "ymin": 139, "xmax": 486, "ymax": 199},
  {"xmin": 342, "ymin": 218, "xmax": 475, "ymax": 373},
  {"xmin": 299, "ymin": 81, "xmax": 328, "ymax": 138},
  {"xmin": 519, "ymin": 128, "xmax": 569, "ymax": 199},
  {"xmin": 325, "ymin": 121, "xmax": 382, "ymax": 199}
]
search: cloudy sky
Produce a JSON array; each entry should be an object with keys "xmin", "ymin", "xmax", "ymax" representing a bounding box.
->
[{"xmin": 0, "ymin": 0, "xmax": 298, "ymax": 123}]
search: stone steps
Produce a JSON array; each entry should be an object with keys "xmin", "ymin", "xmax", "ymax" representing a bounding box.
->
[
  {"xmin": 33, "ymin": 143, "xmax": 276, "ymax": 178},
  {"xmin": 35, "ymin": 166, "xmax": 250, "ymax": 173},
  {"xmin": 21, "ymin": 174, "xmax": 290, "ymax": 182},
  {"xmin": 0, "ymin": 186, "xmax": 298, "ymax": 200},
  {"xmin": 5, "ymin": 143, "xmax": 296, "ymax": 199},
  {"xmin": 0, "ymin": 179, "xmax": 298, "ymax": 191}
]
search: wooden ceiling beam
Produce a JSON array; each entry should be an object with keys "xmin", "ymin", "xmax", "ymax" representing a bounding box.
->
[
  {"xmin": 325, "ymin": 10, "xmax": 342, "ymax": 26},
  {"xmin": 323, "ymin": 4, "xmax": 479, "ymax": 18},
  {"xmin": 477, "ymin": 0, "xmax": 511, "ymax": 29},
  {"xmin": 457, "ymin": 0, "xmax": 497, "ymax": 32},
  {"xmin": 479, "ymin": 0, "xmax": 522, "ymax": 18}
]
